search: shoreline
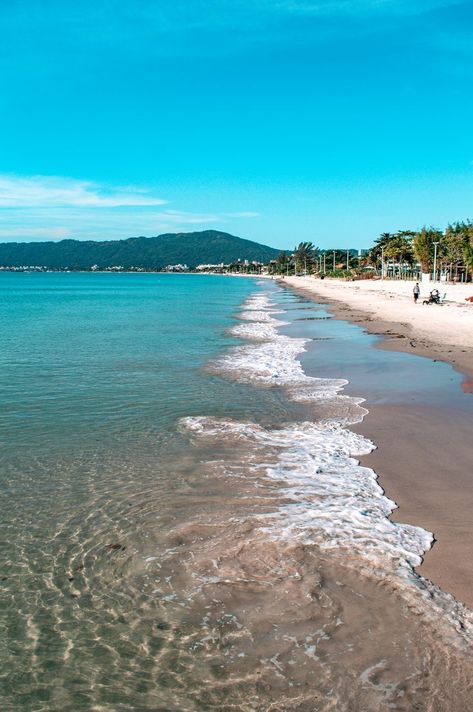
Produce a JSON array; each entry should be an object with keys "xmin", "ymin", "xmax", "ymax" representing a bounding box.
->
[
  {"xmin": 354, "ymin": 404, "xmax": 473, "ymax": 608},
  {"xmin": 281, "ymin": 275, "xmax": 473, "ymax": 384},
  {"xmin": 281, "ymin": 276, "xmax": 473, "ymax": 609}
]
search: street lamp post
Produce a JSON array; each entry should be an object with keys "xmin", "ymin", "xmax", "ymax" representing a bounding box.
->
[
  {"xmin": 346, "ymin": 250, "xmax": 349, "ymax": 271},
  {"xmin": 333, "ymin": 251, "xmax": 336, "ymax": 271},
  {"xmin": 304, "ymin": 257, "xmax": 307, "ymax": 276},
  {"xmin": 323, "ymin": 253, "xmax": 326, "ymax": 274},
  {"xmin": 381, "ymin": 246, "xmax": 385, "ymax": 279},
  {"xmin": 433, "ymin": 241, "xmax": 439, "ymax": 283}
]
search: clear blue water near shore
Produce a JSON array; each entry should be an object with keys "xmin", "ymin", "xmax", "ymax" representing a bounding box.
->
[
  {"xmin": 1, "ymin": 273, "xmax": 279, "ymax": 451},
  {"xmin": 2, "ymin": 272, "xmax": 473, "ymax": 711}
]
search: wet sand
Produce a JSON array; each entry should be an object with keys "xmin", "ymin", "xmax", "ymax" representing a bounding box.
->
[
  {"xmin": 282, "ymin": 276, "xmax": 473, "ymax": 609},
  {"xmin": 355, "ymin": 405, "xmax": 473, "ymax": 609},
  {"xmin": 282, "ymin": 276, "xmax": 473, "ymax": 383}
]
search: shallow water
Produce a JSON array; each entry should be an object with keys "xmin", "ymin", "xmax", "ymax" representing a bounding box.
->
[{"xmin": 1, "ymin": 273, "xmax": 473, "ymax": 710}]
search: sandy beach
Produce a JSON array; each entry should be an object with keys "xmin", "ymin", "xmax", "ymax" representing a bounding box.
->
[
  {"xmin": 283, "ymin": 276, "xmax": 473, "ymax": 382},
  {"xmin": 283, "ymin": 275, "xmax": 473, "ymax": 608}
]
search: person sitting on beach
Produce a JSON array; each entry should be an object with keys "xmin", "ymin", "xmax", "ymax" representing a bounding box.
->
[
  {"xmin": 466, "ymin": 296, "xmax": 473, "ymax": 303},
  {"xmin": 413, "ymin": 282, "xmax": 420, "ymax": 303},
  {"xmin": 423, "ymin": 288, "xmax": 441, "ymax": 305}
]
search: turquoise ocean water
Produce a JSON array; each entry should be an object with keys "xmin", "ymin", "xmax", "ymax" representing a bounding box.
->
[
  {"xmin": 2, "ymin": 272, "xmax": 473, "ymax": 711},
  {"xmin": 0, "ymin": 273, "xmax": 298, "ymax": 711},
  {"xmin": 1, "ymin": 273, "xmax": 276, "ymax": 452}
]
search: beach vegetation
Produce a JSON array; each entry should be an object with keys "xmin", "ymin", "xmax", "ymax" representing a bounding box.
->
[
  {"xmin": 444, "ymin": 221, "xmax": 473, "ymax": 279},
  {"xmin": 383, "ymin": 234, "xmax": 415, "ymax": 267},
  {"xmin": 267, "ymin": 250, "xmax": 296, "ymax": 276},
  {"xmin": 367, "ymin": 231, "xmax": 415, "ymax": 277},
  {"xmin": 463, "ymin": 240, "xmax": 473, "ymax": 279},
  {"xmin": 293, "ymin": 242, "xmax": 318, "ymax": 274},
  {"xmin": 316, "ymin": 249, "xmax": 359, "ymax": 274},
  {"xmin": 325, "ymin": 268, "xmax": 354, "ymax": 279},
  {"xmin": 357, "ymin": 222, "xmax": 473, "ymax": 281},
  {"xmin": 413, "ymin": 227, "xmax": 443, "ymax": 273},
  {"xmin": 368, "ymin": 233, "xmax": 394, "ymax": 266},
  {"xmin": 276, "ymin": 250, "xmax": 290, "ymax": 274}
]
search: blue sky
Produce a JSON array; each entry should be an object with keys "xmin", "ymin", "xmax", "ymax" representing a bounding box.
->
[{"xmin": 0, "ymin": 0, "xmax": 472, "ymax": 249}]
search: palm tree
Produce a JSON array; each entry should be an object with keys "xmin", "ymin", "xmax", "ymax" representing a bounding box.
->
[
  {"xmin": 367, "ymin": 233, "xmax": 394, "ymax": 270},
  {"xmin": 275, "ymin": 250, "xmax": 288, "ymax": 275},
  {"xmin": 293, "ymin": 242, "xmax": 317, "ymax": 274}
]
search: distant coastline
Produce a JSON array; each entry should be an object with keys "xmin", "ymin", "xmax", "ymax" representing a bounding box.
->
[
  {"xmin": 0, "ymin": 229, "xmax": 278, "ymax": 273},
  {"xmin": 0, "ymin": 265, "xmax": 263, "ymax": 274}
]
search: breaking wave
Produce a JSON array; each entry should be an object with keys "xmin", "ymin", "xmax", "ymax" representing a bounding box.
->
[{"xmin": 184, "ymin": 289, "xmax": 473, "ymax": 651}]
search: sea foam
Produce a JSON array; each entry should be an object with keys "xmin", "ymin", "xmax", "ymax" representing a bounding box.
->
[
  {"xmin": 184, "ymin": 289, "xmax": 473, "ymax": 648},
  {"xmin": 190, "ymin": 291, "xmax": 430, "ymax": 572},
  {"xmin": 213, "ymin": 292, "xmax": 366, "ymax": 422}
]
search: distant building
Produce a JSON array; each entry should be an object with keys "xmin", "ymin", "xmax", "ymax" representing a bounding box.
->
[
  {"xmin": 163, "ymin": 264, "xmax": 189, "ymax": 272},
  {"xmin": 196, "ymin": 263, "xmax": 225, "ymax": 271}
]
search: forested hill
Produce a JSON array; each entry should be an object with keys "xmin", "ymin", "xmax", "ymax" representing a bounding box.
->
[{"xmin": 0, "ymin": 230, "xmax": 280, "ymax": 269}]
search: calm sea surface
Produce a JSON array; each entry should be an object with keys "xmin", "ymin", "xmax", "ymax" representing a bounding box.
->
[
  {"xmin": 2, "ymin": 272, "xmax": 473, "ymax": 711},
  {"xmin": 1, "ymin": 273, "xmax": 278, "ymax": 452}
]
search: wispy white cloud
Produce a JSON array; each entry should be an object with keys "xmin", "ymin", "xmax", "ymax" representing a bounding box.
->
[
  {"xmin": 0, "ymin": 226, "xmax": 72, "ymax": 239},
  {"xmin": 0, "ymin": 174, "xmax": 167, "ymax": 208},
  {"xmin": 161, "ymin": 209, "xmax": 259, "ymax": 222},
  {"xmin": 161, "ymin": 209, "xmax": 220, "ymax": 224},
  {"xmin": 0, "ymin": 174, "xmax": 260, "ymax": 241}
]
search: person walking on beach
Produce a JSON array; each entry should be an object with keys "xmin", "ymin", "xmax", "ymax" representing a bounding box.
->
[{"xmin": 413, "ymin": 282, "xmax": 420, "ymax": 303}]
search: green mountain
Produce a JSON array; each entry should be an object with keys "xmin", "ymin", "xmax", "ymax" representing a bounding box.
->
[{"xmin": 0, "ymin": 230, "xmax": 280, "ymax": 270}]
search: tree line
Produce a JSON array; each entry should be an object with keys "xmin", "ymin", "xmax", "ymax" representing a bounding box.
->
[
  {"xmin": 268, "ymin": 221, "xmax": 473, "ymax": 280},
  {"xmin": 268, "ymin": 242, "xmax": 358, "ymax": 278},
  {"xmin": 367, "ymin": 221, "xmax": 473, "ymax": 279}
]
